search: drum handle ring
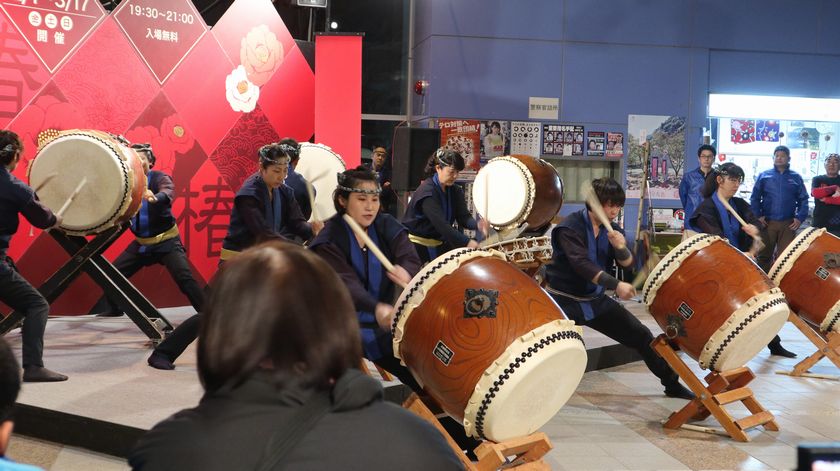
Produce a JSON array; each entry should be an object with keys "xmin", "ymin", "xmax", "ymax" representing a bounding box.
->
[{"xmin": 664, "ymin": 325, "xmax": 679, "ymax": 340}]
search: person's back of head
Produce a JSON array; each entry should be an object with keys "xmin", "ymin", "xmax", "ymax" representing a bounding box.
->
[
  {"xmin": 198, "ymin": 241, "xmax": 362, "ymax": 393},
  {"xmin": 0, "ymin": 338, "xmax": 21, "ymax": 457}
]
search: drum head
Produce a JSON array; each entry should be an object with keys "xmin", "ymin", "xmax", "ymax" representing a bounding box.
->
[
  {"xmin": 295, "ymin": 143, "xmax": 346, "ymax": 222},
  {"xmin": 29, "ymin": 132, "xmax": 138, "ymax": 234},
  {"xmin": 472, "ymin": 157, "xmax": 534, "ymax": 229},
  {"xmin": 464, "ymin": 320, "xmax": 587, "ymax": 442}
]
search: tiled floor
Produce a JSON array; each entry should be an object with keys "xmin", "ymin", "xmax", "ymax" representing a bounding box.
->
[{"xmin": 5, "ymin": 304, "xmax": 840, "ymax": 470}]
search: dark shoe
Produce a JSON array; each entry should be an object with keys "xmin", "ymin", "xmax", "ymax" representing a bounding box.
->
[
  {"xmin": 664, "ymin": 382, "xmax": 695, "ymax": 400},
  {"xmin": 23, "ymin": 366, "xmax": 68, "ymax": 382},
  {"xmin": 769, "ymin": 345, "xmax": 797, "ymax": 358},
  {"xmin": 95, "ymin": 311, "xmax": 124, "ymax": 317},
  {"xmin": 147, "ymin": 351, "xmax": 175, "ymax": 370}
]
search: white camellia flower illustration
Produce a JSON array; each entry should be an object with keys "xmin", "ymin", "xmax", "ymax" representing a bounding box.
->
[{"xmin": 225, "ymin": 65, "xmax": 260, "ymax": 113}]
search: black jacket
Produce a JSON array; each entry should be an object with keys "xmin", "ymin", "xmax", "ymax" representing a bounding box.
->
[
  {"xmin": 690, "ymin": 196, "xmax": 759, "ymax": 252},
  {"xmin": 129, "ymin": 370, "xmax": 463, "ymax": 471}
]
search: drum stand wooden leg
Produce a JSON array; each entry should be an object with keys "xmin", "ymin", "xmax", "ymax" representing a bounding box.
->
[
  {"xmin": 403, "ymin": 393, "xmax": 552, "ymax": 470},
  {"xmin": 358, "ymin": 359, "xmax": 395, "ymax": 381},
  {"xmin": 776, "ymin": 312, "xmax": 840, "ymax": 380},
  {"xmin": 652, "ymin": 335, "xmax": 778, "ymax": 442},
  {"xmin": 0, "ymin": 226, "xmax": 172, "ymax": 342}
]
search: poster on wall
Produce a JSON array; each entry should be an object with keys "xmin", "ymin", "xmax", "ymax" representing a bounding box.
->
[
  {"xmin": 730, "ymin": 119, "xmax": 756, "ymax": 144},
  {"xmin": 756, "ymin": 120, "xmax": 780, "ymax": 142},
  {"xmin": 626, "ymin": 114, "xmax": 686, "ymax": 200},
  {"xmin": 586, "ymin": 131, "xmax": 605, "ymax": 157},
  {"xmin": 510, "ymin": 121, "xmax": 541, "ymax": 157},
  {"xmin": 438, "ymin": 118, "xmax": 481, "ymax": 173},
  {"xmin": 479, "ymin": 120, "xmax": 510, "ymax": 163},
  {"xmin": 606, "ymin": 132, "xmax": 624, "ymax": 158},
  {"xmin": 542, "ymin": 124, "xmax": 562, "ymax": 156},
  {"xmin": 542, "ymin": 124, "xmax": 583, "ymax": 156}
]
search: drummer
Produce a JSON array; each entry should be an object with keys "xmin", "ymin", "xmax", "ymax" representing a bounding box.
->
[
  {"xmin": 543, "ymin": 177, "xmax": 694, "ymax": 399},
  {"xmin": 402, "ymin": 148, "xmax": 488, "ymax": 262},
  {"xmin": 220, "ymin": 142, "xmax": 323, "ymax": 262},
  {"xmin": 689, "ymin": 163, "xmax": 797, "ymax": 359},
  {"xmin": 0, "ymin": 130, "xmax": 66, "ymax": 382},
  {"xmin": 309, "ymin": 167, "xmax": 480, "ymax": 456},
  {"xmin": 94, "ymin": 143, "xmax": 204, "ymax": 321}
]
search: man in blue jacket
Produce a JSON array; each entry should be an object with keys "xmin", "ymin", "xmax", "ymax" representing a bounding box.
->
[
  {"xmin": 750, "ymin": 145, "xmax": 809, "ymax": 272},
  {"xmin": 679, "ymin": 144, "xmax": 716, "ymax": 233}
]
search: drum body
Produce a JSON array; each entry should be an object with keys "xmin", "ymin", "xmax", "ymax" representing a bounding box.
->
[
  {"xmin": 392, "ymin": 248, "xmax": 587, "ymax": 442},
  {"xmin": 295, "ymin": 143, "xmax": 346, "ymax": 222},
  {"xmin": 28, "ymin": 130, "xmax": 146, "ymax": 236},
  {"xmin": 483, "ymin": 236, "xmax": 552, "ymax": 274},
  {"xmin": 769, "ymin": 228, "xmax": 840, "ymax": 333},
  {"xmin": 643, "ymin": 234, "xmax": 789, "ymax": 372},
  {"xmin": 472, "ymin": 155, "xmax": 563, "ymax": 231}
]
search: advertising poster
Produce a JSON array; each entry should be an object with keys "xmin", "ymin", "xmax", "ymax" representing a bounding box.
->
[
  {"xmin": 510, "ymin": 121, "xmax": 541, "ymax": 157},
  {"xmin": 586, "ymin": 131, "xmax": 605, "ymax": 157},
  {"xmin": 730, "ymin": 119, "xmax": 756, "ymax": 144},
  {"xmin": 438, "ymin": 118, "xmax": 481, "ymax": 172},
  {"xmin": 626, "ymin": 115, "xmax": 686, "ymax": 200},
  {"xmin": 606, "ymin": 132, "xmax": 624, "ymax": 158},
  {"xmin": 479, "ymin": 120, "xmax": 510, "ymax": 163},
  {"xmin": 542, "ymin": 124, "xmax": 583, "ymax": 156}
]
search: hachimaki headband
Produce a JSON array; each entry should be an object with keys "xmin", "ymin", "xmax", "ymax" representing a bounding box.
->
[
  {"xmin": 259, "ymin": 143, "xmax": 295, "ymax": 166},
  {"xmin": 337, "ymin": 172, "xmax": 381, "ymax": 195},
  {"xmin": 435, "ymin": 148, "xmax": 460, "ymax": 167}
]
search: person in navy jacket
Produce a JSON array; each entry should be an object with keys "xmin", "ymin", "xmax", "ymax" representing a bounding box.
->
[
  {"xmin": 750, "ymin": 145, "xmax": 809, "ymax": 272},
  {"xmin": 679, "ymin": 144, "xmax": 716, "ymax": 233},
  {"xmin": 0, "ymin": 130, "xmax": 66, "ymax": 382}
]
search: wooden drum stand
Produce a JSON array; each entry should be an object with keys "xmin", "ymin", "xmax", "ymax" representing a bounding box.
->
[
  {"xmin": 651, "ymin": 335, "xmax": 778, "ymax": 442},
  {"xmin": 777, "ymin": 311, "xmax": 840, "ymax": 381}
]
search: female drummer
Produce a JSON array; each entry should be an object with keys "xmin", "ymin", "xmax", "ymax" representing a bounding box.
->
[
  {"xmin": 689, "ymin": 163, "xmax": 796, "ymax": 358},
  {"xmin": 220, "ymin": 142, "xmax": 323, "ymax": 262},
  {"xmin": 309, "ymin": 167, "xmax": 480, "ymax": 456},
  {"xmin": 309, "ymin": 167, "xmax": 419, "ymax": 380},
  {"xmin": 402, "ymin": 149, "xmax": 487, "ymax": 262}
]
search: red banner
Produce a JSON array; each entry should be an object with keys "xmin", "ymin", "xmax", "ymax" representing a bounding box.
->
[{"xmin": 315, "ymin": 34, "xmax": 361, "ymax": 168}]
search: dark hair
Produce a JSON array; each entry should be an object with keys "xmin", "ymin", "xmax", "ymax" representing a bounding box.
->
[
  {"xmin": 198, "ymin": 242, "xmax": 361, "ymax": 393},
  {"xmin": 131, "ymin": 143, "xmax": 156, "ymax": 168},
  {"xmin": 0, "ymin": 130, "xmax": 22, "ymax": 167},
  {"xmin": 332, "ymin": 166, "xmax": 380, "ymax": 213},
  {"xmin": 773, "ymin": 145, "xmax": 790, "ymax": 158},
  {"xmin": 277, "ymin": 137, "xmax": 300, "ymax": 164},
  {"xmin": 697, "ymin": 144, "xmax": 717, "ymax": 157},
  {"xmin": 701, "ymin": 162, "xmax": 745, "ymax": 198},
  {"xmin": 424, "ymin": 148, "xmax": 465, "ymax": 177},
  {"xmin": 826, "ymin": 153, "xmax": 840, "ymax": 165},
  {"xmin": 258, "ymin": 143, "xmax": 292, "ymax": 169},
  {"xmin": 490, "ymin": 121, "xmax": 501, "ymax": 130},
  {"xmin": 0, "ymin": 339, "xmax": 20, "ymax": 423},
  {"xmin": 586, "ymin": 177, "xmax": 625, "ymax": 209},
  {"xmin": 371, "ymin": 143, "xmax": 387, "ymax": 152}
]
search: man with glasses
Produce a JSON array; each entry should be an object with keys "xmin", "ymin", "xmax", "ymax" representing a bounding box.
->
[
  {"xmin": 369, "ymin": 144, "xmax": 397, "ymax": 216},
  {"xmin": 811, "ymin": 153, "xmax": 840, "ymax": 237},
  {"xmin": 679, "ymin": 144, "xmax": 717, "ymax": 234}
]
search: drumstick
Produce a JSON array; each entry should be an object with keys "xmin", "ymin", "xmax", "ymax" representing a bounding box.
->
[
  {"xmin": 55, "ymin": 177, "xmax": 87, "ymax": 218},
  {"xmin": 342, "ymin": 214, "xmax": 408, "ymax": 289},
  {"xmin": 718, "ymin": 196, "xmax": 765, "ymax": 255},
  {"xmin": 32, "ymin": 172, "xmax": 58, "ymax": 194}
]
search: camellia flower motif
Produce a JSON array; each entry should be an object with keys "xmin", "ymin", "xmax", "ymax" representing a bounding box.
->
[
  {"xmin": 240, "ymin": 24, "xmax": 284, "ymax": 87},
  {"xmin": 225, "ymin": 65, "xmax": 260, "ymax": 113}
]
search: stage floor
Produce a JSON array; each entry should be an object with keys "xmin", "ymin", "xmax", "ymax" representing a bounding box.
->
[{"xmin": 4, "ymin": 302, "xmax": 840, "ymax": 470}]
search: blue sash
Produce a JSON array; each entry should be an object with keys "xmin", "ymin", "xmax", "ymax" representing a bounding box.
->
[
  {"xmin": 133, "ymin": 200, "xmax": 151, "ymax": 254},
  {"xmin": 713, "ymin": 192, "xmax": 740, "ymax": 247},
  {"xmin": 343, "ymin": 219, "xmax": 386, "ymax": 360},
  {"xmin": 265, "ymin": 188, "xmax": 283, "ymax": 233},
  {"xmin": 432, "ymin": 174, "xmax": 452, "ymax": 222},
  {"xmin": 580, "ymin": 207, "xmax": 609, "ymax": 321}
]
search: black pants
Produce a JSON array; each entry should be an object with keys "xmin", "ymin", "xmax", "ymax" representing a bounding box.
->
[
  {"xmin": 154, "ymin": 313, "xmax": 200, "ymax": 362},
  {"xmin": 0, "ymin": 265, "xmax": 49, "ymax": 368},
  {"xmin": 96, "ymin": 241, "xmax": 204, "ymax": 314},
  {"xmin": 552, "ymin": 293, "xmax": 679, "ymax": 387}
]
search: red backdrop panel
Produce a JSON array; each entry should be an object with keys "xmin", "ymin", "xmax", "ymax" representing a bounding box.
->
[
  {"xmin": 0, "ymin": 9, "xmax": 51, "ymax": 128},
  {"xmin": 315, "ymin": 34, "xmax": 361, "ymax": 168}
]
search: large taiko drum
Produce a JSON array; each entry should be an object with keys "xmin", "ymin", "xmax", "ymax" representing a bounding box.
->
[
  {"xmin": 643, "ymin": 234, "xmax": 789, "ymax": 372},
  {"xmin": 392, "ymin": 248, "xmax": 587, "ymax": 442},
  {"xmin": 472, "ymin": 155, "xmax": 563, "ymax": 232},
  {"xmin": 28, "ymin": 130, "xmax": 146, "ymax": 236},
  {"xmin": 769, "ymin": 228, "xmax": 840, "ymax": 333},
  {"xmin": 295, "ymin": 142, "xmax": 346, "ymax": 222}
]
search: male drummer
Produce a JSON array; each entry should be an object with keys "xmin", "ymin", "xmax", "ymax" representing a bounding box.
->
[
  {"xmin": 0, "ymin": 130, "xmax": 67, "ymax": 382},
  {"xmin": 279, "ymin": 138, "xmax": 313, "ymax": 221},
  {"xmin": 544, "ymin": 177, "xmax": 694, "ymax": 399},
  {"xmin": 93, "ymin": 144, "xmax": 205, "ymax": 322}
]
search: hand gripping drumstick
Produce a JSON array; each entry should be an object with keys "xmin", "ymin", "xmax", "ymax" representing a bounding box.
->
[
  {"xmin": 584, "ymin": 186, "xmax": 626, "ymax": 249},
  {"xmin": 718, "ymin": 197, "xmax": 765, "ymax": 255},
  {"xmin": 55, "ymin": 177, "xmax": 87, "ymax": 218},
  {"xmin": 29, "ymin": 173, "xmax": 59, "ymax": 236},
  {"xmin": 343, "ymin": 214, "xmax": 408, "ymax": 289}
]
